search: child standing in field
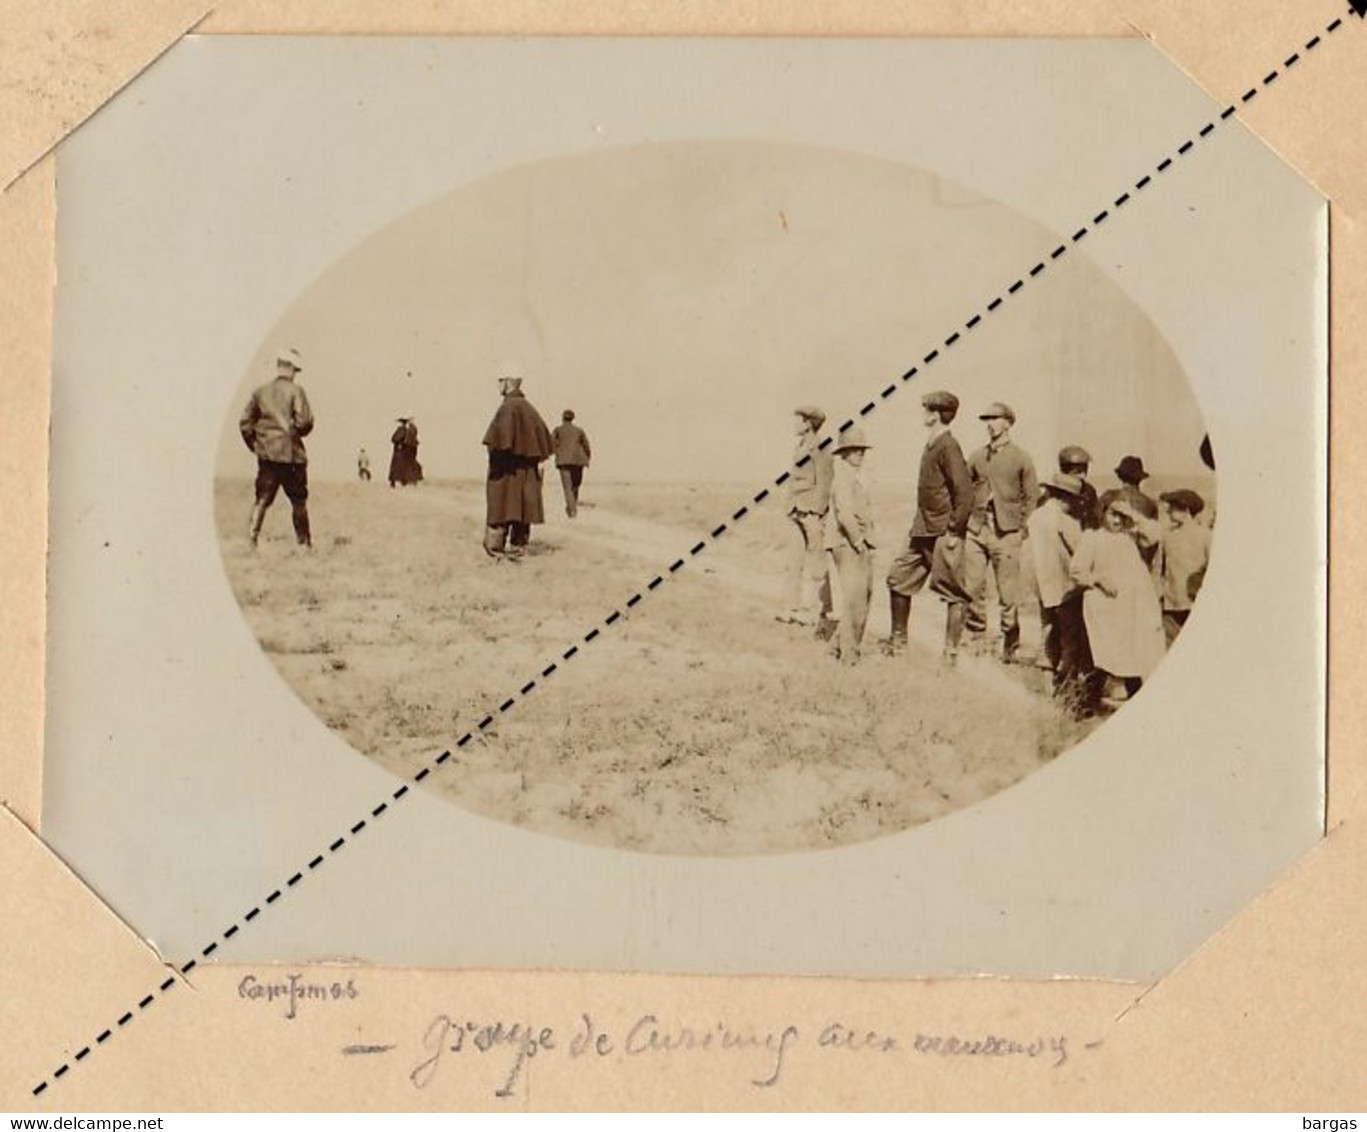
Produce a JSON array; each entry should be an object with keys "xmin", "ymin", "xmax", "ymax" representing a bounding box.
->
[
  {"xmin": 824, "ymin": 427, "xmax": 876, "ymax": 666},
  {"xmin": 1155, "ymin": 489, "xmax": 1211, "ymax": 644},
  {"xmin": 1069, "ymin": 490, "xmax": 1165, "ymax": 702}
]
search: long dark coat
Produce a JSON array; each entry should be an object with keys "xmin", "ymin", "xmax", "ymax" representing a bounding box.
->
[
  {"xmin": 389, "ymin": 422, "xmax": 423, "ymax": 485},
  {"xmin": 483, "ymin": 392, "xmax": 553, "ymax": 525}
]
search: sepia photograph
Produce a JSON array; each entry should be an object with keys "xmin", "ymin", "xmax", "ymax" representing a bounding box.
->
[
  {"xmin": 41, "ymin": 36, "xmax": 1324, "ymax": 979},
  {"xmin": 213, "ymin": 138, "xmax": 1217, "ymax": 855}
]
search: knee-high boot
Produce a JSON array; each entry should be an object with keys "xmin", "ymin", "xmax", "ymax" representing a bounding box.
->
[{"xmin": 883, "ymin": 591, "xmax": 911, "ymax": 655}]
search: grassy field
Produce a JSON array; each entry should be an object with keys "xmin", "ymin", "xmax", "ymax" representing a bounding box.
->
[{"xmin": 215, "ymin": 476, "xmax": 1097, "ymax": 855}]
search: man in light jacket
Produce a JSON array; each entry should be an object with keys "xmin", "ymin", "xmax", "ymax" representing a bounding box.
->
[
  {"xmin": 964, "ymin": 401, "xmax": 1038, "ymax": 662},
  {"xmin": 239, "ymin": 346, "xmax": 314, "ymax": 549}
]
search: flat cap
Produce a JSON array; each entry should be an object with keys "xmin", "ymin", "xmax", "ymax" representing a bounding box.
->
[
  {"xmin": 978, "ymin": 401, "xmax": 1016, "ymax": 424},
  {"xmin": 1058, "ymin": 445, "xmax": 1092, "ymax": 467},
  {"xmin": 1160, "ymin": 488, "xmax": 1206, "ymax": 516},
  {"xmin": 795, "ymin": 404, "xmax": 827, "ymax": 427},
  {"xmin": 921, "ymin": 390, "xmax": 959, "ymax": 413},
  {"xmin": 833, "ymin": 425, "xmax": 873, "ymax": 453}
]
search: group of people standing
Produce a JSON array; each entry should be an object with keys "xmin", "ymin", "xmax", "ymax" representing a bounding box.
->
[
  {"xmin": 781, "ymin": 392, "xmax": 1213, "ymax": 717},
  {"xmin": 238, "ymin": 348, "xmax": 592, "ymax": 560}
]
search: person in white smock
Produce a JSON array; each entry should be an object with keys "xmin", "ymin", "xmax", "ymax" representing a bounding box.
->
[{"xmin": 1068, "ymin": 490, "xmax": 1166, "ymax": 699}]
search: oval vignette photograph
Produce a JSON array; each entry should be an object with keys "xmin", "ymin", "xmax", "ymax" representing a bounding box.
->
[{"xmin": 214, "ymin": 139, "xmax": 1216, "ymax": 857}]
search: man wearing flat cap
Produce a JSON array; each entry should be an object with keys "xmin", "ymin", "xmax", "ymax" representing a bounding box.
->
[
  {"xmin": 482, "ymin": 374, "xmax": 553, "ymax": 559},
  {"xmin": 779, "ymin": 405, "xmax": 835, "ymax": 629},
  {"xmin": 884, "ymin": 390, "xmax": 974, "ymax": 664},
  {"xmin": 1026, "ymin": 473, "xmax": 1097, "ymax": 715},
  {"xmin": 1058, "ymin": 445, "xmax": 1102, "ymax": 530},
  {"xmin": 824, "ymin": 426, "xmax": 876, "ymax": 665},
  {"xmin": 964, "ymin": 401, "xmax": 1038, "ymax": 663},
  {"xmin": 239, "ymin": 346, "xmax": 315, "ymax": 549},
  {"xmin": 1155, "ymin": 489, "xmax": 1211, "ymax": 644},
  {"xmin": 552, "ymin": 409, "xmax": 592, "ymax": 518}
]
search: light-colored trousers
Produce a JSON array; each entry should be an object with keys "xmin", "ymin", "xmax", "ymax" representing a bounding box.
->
[
  {"xmin": 784, "ymin": 510, "xmax": 834, "ymax": 618},
  {"xmin": 964, "ymin": 521, "xmax": 1023, "ymax": 635},
  {"xmin": 830, "ymin": 544, "xmax": 873, "ymax": 662}
]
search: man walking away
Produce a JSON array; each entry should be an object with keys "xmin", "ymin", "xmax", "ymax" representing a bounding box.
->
[
  {"xmin": 884, "ymin": 390, "xmax": 974, "ymax": 666},
  {"xmin": 552, "ymin": 410, "xmax": 592, "ymax": 517},
  {"xmin": 824, "ymin": 427, "xmax": 876, "ymax": 666},
  {"xmin": 482, "ymin": 374, "xmax": 553, "ymax": 559},
  {"xmin": 239, "ymin": 346, "xmax": 314, "ymax": 549},
  {"xmin": 779, "ymin": 405, "xmax": 835, "ymax": 628},
  {"xmin": 963, "ymin": 402, "xmax": 1038, "ymax": 662}
]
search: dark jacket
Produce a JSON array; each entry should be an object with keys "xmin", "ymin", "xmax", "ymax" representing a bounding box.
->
[
  {"xmin": 483, "ymin": 392, "xmax": 553, "ymax": 526},
  {"xmin": 967, "ymin": 439, "xmax": 1038, "ymax": 534},
  {"xmin": 911, "ymin": 430, "xmax": 973, "ymax": 538},
  {"xmin": 552, "ymin": 423, "xmax": 592, "ymax": 467}
]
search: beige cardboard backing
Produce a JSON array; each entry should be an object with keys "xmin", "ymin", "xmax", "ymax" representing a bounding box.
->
[{"xmin": 2, "ymin": 0, "xmax": 1363, "ymax": 1111}]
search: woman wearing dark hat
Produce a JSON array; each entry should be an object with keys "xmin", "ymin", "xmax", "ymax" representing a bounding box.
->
[{"xmin": 388, "ymin": 415, "xmax": 423, "ymax": 487}]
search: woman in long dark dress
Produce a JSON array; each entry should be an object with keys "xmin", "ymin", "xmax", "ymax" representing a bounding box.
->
[{"xmin": 388, "ymin": 416, "xmax": 423, "ymax": 487}]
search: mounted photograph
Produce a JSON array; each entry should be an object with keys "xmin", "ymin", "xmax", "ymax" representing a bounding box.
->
[{"xmin": 42, "ymin": 36, "xmax": 1324, "ymax": 979}]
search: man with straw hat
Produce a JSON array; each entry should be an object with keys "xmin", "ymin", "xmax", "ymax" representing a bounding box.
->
[
  {"xmin": 824, "ymin": 425, "xmax": 876, "ymax": 665},
  {"xmin": 239, "ymin": 346, "xmax": 314, "ymax": 549},
  {"xmin": 482, "ymin": 371, "xmax": 553, "ymax": 560}
]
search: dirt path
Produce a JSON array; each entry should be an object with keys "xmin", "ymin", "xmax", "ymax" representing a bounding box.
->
[{"xmin": 389, "ymin": 482, "xmax": 1041, "ymax": 708}]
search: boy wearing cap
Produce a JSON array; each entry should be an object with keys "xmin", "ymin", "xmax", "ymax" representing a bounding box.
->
[
  {"xmin": 884, "ymin": 390, "xmax": 974, "ymax": 664},
  {"xmin": 824, "ymin": 427, "xmax": 876, "ymax": 665},
  {"xmin": 239, "ymin": 347, "xmax": 314, "ymax": 549},
  {"xmin": 780, "ymin": 406, "xmax": 835, "ymax": 628},
  {"xmin": 1058, "ymin": 445, "xmax": 1102, "ymax": 530},
  {"xmin": 1026, "ymin": 473, "xmax": 1095, "ymax": 715},
  {"xmin": 1154, "ymin": 490, "xmax": 1211, "ymax": 643},
  {"xmin": 964, "ymin": 402, "xmax": 1038, "ymax": 662},
  {"xmin": 552, "ymin": 410, "xmax": 592, "ymax": 518}
]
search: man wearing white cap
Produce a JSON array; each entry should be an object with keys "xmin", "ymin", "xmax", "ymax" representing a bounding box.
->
[{"xmin": 239, "ymin": 347, "xmax": 315, "ymax": 548}]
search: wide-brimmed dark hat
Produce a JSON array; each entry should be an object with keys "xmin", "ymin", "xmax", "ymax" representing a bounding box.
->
[
  {"xmin": 1115, "ymin": 455, "xmax": 1149, "ymax": 483},
  {"xmin": 1160, "ymin": 489, "xmax": 1206, "ymax": 516}
]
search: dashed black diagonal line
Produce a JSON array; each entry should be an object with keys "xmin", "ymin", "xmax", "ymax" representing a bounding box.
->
[{"xmin": 30, "ymin": 5, "xmax": 1359, "ymax": 1098}]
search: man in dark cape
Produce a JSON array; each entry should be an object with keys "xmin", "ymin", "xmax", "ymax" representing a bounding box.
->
[{"xmin": 482, "ymin": 376, "xmax": 553, "ymax": 558}]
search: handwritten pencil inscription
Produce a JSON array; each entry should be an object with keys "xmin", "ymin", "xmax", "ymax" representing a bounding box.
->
[{"xmin": 403, "ymin": 1009, "xmax": 1088, "ymax": 1098}]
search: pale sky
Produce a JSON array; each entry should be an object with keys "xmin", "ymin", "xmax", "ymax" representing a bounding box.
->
[{"xmin": 217, "ymin": 139, "xmax": 1209, "ymax": 490}]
